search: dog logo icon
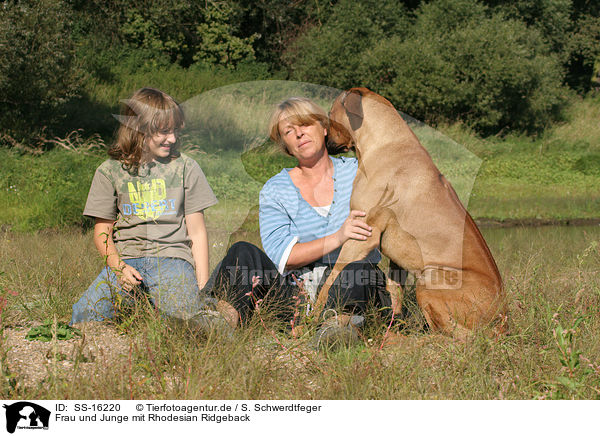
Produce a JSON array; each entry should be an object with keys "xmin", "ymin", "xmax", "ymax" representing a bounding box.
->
[{"xmin": 3, "ymin": 402, "xmax": 50, "ymax": 433}]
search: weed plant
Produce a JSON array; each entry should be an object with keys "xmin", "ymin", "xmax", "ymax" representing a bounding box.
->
[{"xmin": 0, "ymin": 224, "xmax": 599, "ymax": 399}]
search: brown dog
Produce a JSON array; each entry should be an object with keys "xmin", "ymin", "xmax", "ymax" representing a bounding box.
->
[{"xmin": 314, "ymin": 88, "xmax": 505, "ymax": 338}]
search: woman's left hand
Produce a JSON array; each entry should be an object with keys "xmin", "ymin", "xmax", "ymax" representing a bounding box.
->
[{"xmin": 335, "ymin": 210, "xmax": 372, "ymax": 245}]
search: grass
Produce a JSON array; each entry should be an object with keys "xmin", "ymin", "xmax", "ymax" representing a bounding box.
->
[
  {"xmin": 468, "ymin": 144, "xmax": 600, "ymax": 220},
  {"xmin": 441, "ymin": 95, "xmax": 600, "ymax": 220},
  {"xmin": 0, "ymin": 224, "xmax": 599, "ymax": 399},
  {"xmin": 2, "ymin": 90, "xmax": 600, "ymax": 232},
  {"xmin": 0, "ymin": 72, "xmax": 599, "ymax": 399},
  {"xmin": 60, "ymin": 55, "xmax": 276, "ymax": 138}
]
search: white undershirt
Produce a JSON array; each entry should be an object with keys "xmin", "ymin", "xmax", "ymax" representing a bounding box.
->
[{"xmin": 312, "ymin": 203, "xmax": 331, "ymax": 217}]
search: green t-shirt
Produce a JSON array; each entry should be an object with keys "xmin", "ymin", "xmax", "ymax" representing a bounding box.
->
[{"xmin": 83, "ymin": 153, "xmax": 217, "ymax": 265}]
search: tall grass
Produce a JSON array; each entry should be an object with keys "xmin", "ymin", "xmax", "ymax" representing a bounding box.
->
[
  {"xmin": 547, "ymin": 95, "xmax": 600, "ymax": 151},
  {"xmin": 62, "ymin": 58, "xmax": 275, "ymax": 138},
  {"xmin": 3, "ymin": 93, "xmax": 600, "ymax": 233},
  {"xmin": 0, "ymin": 148, "xmax": 103, "ymax": 232},
  {"xmin": 439, "ymin": 94, "xmax": 600, "ymax": 220},
  {"xmin": 1, "ymin": 225, "xmax": 599, "ymax": 399}
]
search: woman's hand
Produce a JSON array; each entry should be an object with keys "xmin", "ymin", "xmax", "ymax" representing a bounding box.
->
[
  {"xmin": 336, "ymin": 210, "xmax": 372, "ymax": 245},
  {"xmin": 285, "ymin": 210, "xmax": 372, "ymax": 270},
  {"xmin": 115, "ymin": 264, "xmax": 143, "ymax": 291}
]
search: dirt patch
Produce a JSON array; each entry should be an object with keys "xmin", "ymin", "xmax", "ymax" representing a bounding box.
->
[
  {"xmin": 2, "ymin": 321, "xmax": 323, "ymax": 395},
  {"xmin": 3, "ymin": 322, "xmax": 131, "ymax": 390}
]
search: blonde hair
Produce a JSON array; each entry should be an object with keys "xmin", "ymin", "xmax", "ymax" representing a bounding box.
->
[
  {"xmin": 268, "ymin": 97, "xmax": 329, "ymax": 156},
  {"xmin": 108, "ymin": 87, "xmax": 184, "ymax": 172}
]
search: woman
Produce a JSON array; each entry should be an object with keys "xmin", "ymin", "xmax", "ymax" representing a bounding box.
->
[
  {"xmin": 71, "ymin": 87, "xmax": 218, "ymax": 324},
  {"xmin": 208, "ymin": 97, "xmax": 390, "ymax": 341}
]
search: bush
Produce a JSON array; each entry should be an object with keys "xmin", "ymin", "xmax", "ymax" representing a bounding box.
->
[
  {"xmin": 564, "ymin": 14, "xmax": 600, "ymax": 93},
  {"xmin": 573, "ymin": 153, "xmax": 600, "ymax": 176},
  {"xmin": 358, "ymin": 0, "xmax": 568, "ymax": 134},
  {"xmin": 484, "ymin": 0, "xmax": 600, "ymax": 94},
  {"xmin": 283, "ymin": 0, "xmax": 410, "ymax": 89},
  {"xmin": 284, "ymin": 0, "xmax": 571, "ymax": 134},
  {"xmin": 484, "ymin": 0, "xmax": 573, "ymax": 55},
  {"xmin": 0, "ymin": 0, "xmax": 83, "ymax": 136},
  {"xmin": 193, "ymin": 2, "xmax": 258, "ymax": 68}
]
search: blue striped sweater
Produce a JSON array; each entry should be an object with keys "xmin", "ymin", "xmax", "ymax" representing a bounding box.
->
[{"xmin": 259, "ymin": 156, "xmax": 381, "ymax": 274}]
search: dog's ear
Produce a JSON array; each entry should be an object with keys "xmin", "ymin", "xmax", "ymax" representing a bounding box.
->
[{"xmin": 342, "ymin": 89, "xmax": 364, "ymax": 131}]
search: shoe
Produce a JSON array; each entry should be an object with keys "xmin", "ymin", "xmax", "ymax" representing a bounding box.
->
[
  {"xmin": 312, "ymin": 309, "xmax": 364, "ymax": 350},
  {"xmin": 185, "ymin": 308, "xmax": 234, "ymax": 337},
  {"xmin": 197, "ymin": 296, "xmax": 219, "ymax": 311}
]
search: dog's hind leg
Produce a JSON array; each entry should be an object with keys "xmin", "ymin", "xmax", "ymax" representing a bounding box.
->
[{"xmin": 416, "ymin": 286, "xmax": 476, "ymax": 340}]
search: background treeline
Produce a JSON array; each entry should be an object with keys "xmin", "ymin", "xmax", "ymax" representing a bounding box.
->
[{"xmin": 1, "ymin": 0, "xmax": 600, "ymax": 140}]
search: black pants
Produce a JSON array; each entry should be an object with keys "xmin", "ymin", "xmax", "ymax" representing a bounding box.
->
[{"xmin": 207, "ymin": 242, "xmax": 390, "ymax": 324}]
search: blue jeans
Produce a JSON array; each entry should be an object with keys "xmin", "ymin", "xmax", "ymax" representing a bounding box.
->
[{"xmin": 71, "ymin": 257, "xmax": 206, "ymax": 324}]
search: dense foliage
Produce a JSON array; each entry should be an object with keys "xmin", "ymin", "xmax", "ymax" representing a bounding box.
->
[
  {"xmin": 484, "ymin": 0, "xmax": 600, "ymax": 93},
  {"xmin": 363, "ymin": 2, "xmax": 567, "ymax": 133},
  {"xmin": 286, "ymin": 0, "xmax": 598, "ymax": 133},
  {"xmin": 283, "ymin": 0, "xmax": 411, "ymax": 89},
  {"xmin": 0, "ymin": 0, "xmax": 599, "ymax": 137},
  {"xmin": 0, "ymin": 0, "xmax": 82, "ymax": 136}
]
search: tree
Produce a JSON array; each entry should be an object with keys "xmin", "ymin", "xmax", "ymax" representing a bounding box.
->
[
  {"xmin": 194, "ymin": 1, "xmax": 258, "ymax": 68},
  {"xmin": 483, "ymin": 0, "xmax": 600, "ymax": 93},
  {"xmin": 284, "ymin": 0, "xmax": 568, "ymax": 134},
  {"xmin": 0, "ymin": 0, "xmax": 82, "ymax": 136},
  {"xmin": 232, "ymin": 0, "xmax": 333, "ymax": 67},
  {"xmin": 283, "ymin": 0, "xmax": 410, "ymax": 89}
]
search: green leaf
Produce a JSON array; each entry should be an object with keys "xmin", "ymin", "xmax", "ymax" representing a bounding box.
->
[
  {"xmin": 25, "ymin": 320, "xmax": 81, "ymax": 342},
  {"xmin": 556, "ymin": 376, "xmax": 581, "ymax": 391}
]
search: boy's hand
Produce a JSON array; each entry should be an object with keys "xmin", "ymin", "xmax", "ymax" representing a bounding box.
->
[{"xmin": 115, "ymin": 264, "xmax": 143, "ymax": 291}]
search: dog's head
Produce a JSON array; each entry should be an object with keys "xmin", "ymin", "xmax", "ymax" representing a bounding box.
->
[{"xmin": 327, "ymin": 88, "xmax": 368, "ymax": 154}]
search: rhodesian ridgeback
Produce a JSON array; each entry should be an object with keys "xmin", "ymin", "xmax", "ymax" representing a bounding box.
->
[{"xmin": 314, "ymin": 88, "xmax": 505, "ymax": 338}]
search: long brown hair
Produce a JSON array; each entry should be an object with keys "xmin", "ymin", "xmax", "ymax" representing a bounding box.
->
[{"xmin": 108, "ymin": 87, "xmax": 184, "ymax": 172}]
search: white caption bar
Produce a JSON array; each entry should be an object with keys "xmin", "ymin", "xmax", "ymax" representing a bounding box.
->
[{"xmin": 0, "ymin": 400, "xmax": 596, "ymax": 435}]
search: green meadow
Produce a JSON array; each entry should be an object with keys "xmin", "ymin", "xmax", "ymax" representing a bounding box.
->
[
  {"xmin": 2, "ymin": 91, "xmax": 600, "ymax": 233},
  {"xmin": 1, "ymin": 223, "xmax": 599, "ymax": 399},
  {"xmin": 0, "ymin": 91, "xmax": 599, "ymax": 399}
]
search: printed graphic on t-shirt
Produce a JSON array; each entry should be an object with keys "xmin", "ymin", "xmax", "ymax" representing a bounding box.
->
[{"xmin": 122, "ymin": 178, "xmax": 177, "ymax": 220}]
